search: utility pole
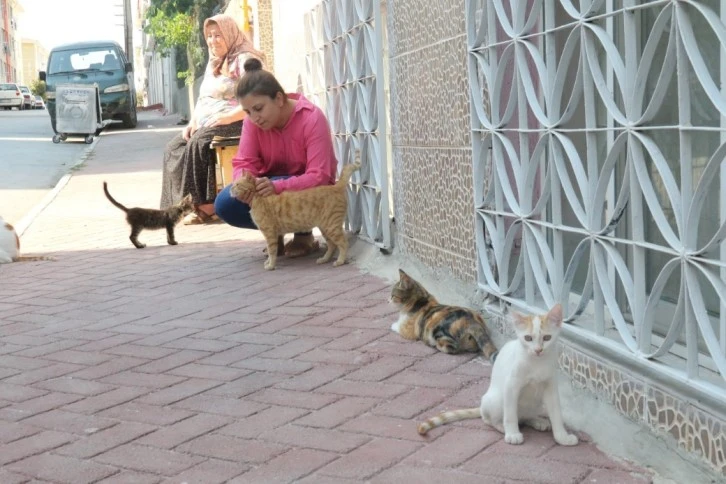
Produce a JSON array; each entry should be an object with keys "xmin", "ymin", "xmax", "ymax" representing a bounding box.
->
[{"xmin": 123, "ymin": 0, "xmax": 133, "ymax": 61}]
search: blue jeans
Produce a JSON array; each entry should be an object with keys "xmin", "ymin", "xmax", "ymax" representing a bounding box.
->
[
  {"xmin": 215, "ymin": 176, "xmax": 311, "ymax": 235},
  {"xmin": 214, "ymin": 183, "xmax": 259, "ymax": 229}
]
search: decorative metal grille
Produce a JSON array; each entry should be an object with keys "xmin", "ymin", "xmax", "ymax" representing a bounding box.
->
[
  {"xmin": 303, "ymin": 0, "xmax": 392, "ymax": 249},
  {"xmin": 467, "ymin": 0, "xmax": 726, "ymax": 398}
]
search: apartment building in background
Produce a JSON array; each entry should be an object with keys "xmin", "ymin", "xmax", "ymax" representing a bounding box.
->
[
  {"xmin": 20, "ymin": 38, "xmax": 45, "ymax": 85},
  {"xmin": 0, "ymin": 0, "xmax": 22, "ymax": 82}
]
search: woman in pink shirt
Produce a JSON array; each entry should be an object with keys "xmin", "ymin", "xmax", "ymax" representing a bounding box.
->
[{"xmin": 214, "ymin": 57, "xmax": 338, "ymax": 257}]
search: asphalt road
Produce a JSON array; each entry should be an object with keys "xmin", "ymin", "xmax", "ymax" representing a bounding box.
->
[{"xmin": 0, "ymin": 107, "xmax": 92, "ymax": 225}]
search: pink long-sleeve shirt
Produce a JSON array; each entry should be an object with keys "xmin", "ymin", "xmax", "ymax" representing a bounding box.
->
[{"xmin": 231, "ymin": 93, "xmax": 337, "ymax": 193}]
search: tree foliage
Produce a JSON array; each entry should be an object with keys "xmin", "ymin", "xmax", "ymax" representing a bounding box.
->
[
  {"xmin": 144, "ymin": 10, "xmax": 194, "ymax": 54},
  {"xmin": 145, "ymin": 0, "xmax": 225, "ymax": 84},
  {"xmin": 30, "ymin": 79, "xmax": 46, "ymax": 99}
]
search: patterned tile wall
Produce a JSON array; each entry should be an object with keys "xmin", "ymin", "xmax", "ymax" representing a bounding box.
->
[
  {"xmin": 387, "ymin": 0, "xmax": 476, "ymax": 282},
  {"xmin": 393, "ymin": 147, "xmax": 476, "ymax": 277},
  {"xmin": 256, "ymin": 0, "xmax": 274, "ymax": 73},
  {"xmin": 386, "ymin": 0, "xmax": 466, "ymax": 58}
]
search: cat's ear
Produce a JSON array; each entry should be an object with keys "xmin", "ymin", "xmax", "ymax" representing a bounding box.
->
[
  {"xmin": 182, "ymin": 194, "xmax": 193, "ymax": 203},
  {"xmin": 397, "ymin": 269, "xmax": 413, "ymax": 288},
  {"xmin": 510, "ymin": 310, "xmax": 530, "ymax": 332},
  {"xmin": 547, "ymin": 303, "xmax": 563, "ymax": 327}
]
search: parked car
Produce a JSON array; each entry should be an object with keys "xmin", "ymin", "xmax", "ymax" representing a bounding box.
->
[
  {"xmin": 0, "ymin": 83, "xmax": 24, "ymax": 110},
  {"xmin": 34, "ymin": 95, "xmax": 45, "ymax": 109},
  {"xmin": 40, "ymin": 40, "xmax": 137, "ymax": 132},
  {"xmin": 18, "ymin": 85, "xmax": 34, "ymax": 109}
]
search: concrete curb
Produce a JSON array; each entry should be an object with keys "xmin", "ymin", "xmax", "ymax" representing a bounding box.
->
[{"xmin": 15, "ymin": 135, "xmax": 100, "ymax": 236}]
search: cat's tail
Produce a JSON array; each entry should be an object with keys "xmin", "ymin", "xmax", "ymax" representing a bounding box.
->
[
  {"xmin": 103, "ymin": 182, "xmax": 128, "ymax": 213},
  {"xmin": 335, "ymin": 152, "xmax": 361, "ymax": 189},
  {"xmin": 13, "ymin": 255, "xmax": 56, "ymax": 262},
  {"xmin": 469, "ymin": 323, "xmax": 499, "ymax": 363},
  {"xmin": 417, "ymin": 408, "xmax": 481, "ymax": 435}
]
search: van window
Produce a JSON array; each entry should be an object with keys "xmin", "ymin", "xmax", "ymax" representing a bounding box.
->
[{"xmin": 48, "ymin": 47, "xmax": 122, "ymax": 74}]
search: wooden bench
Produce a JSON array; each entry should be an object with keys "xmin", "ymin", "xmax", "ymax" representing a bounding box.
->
[{"xmin": 210, "ymin": 135, "xmax": 240, "ymax": 192}]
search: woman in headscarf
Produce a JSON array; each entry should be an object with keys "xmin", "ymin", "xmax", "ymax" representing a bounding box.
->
[{"xmin": 160, "ymin": 14, "xmax": 266, "ymax": 224}]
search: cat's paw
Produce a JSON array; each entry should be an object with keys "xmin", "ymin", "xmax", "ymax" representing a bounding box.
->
[
  {"xmin": 168, "ymin": 240, "xmax": 178, "ymax": 245},
  {"xmin": 554, "ymin": 432, "xmax": 579, "ymax": 446},
  {"xmin": 315, "ymin": 256, "xmax": 329, "ymax": 264},
  {"xmin": 263, "ymin": 260, "xmax": 276, "ymax": 271},
  {"xmin": 525, "ymin": 417, "xmax": 551, "ymax": 431},
  {"xmin": 332, "ymin": 259, "xmax": 346, "ymax": 267},
  {"xmin": 390, "ymin": 321, "xmax": 401, "ymax": 333},
  {"xmin": 504, "ymin": 432, "xmax": 524, "ymax": 445}
]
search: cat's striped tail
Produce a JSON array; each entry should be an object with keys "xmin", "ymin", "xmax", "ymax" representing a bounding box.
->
[
  {"xmin": 13, "ymin": 255, "xmax": 56, "ymax": 262},
  {"xmin": 335, "ymin": 151, "xmax": 362, "ymax": 188},
  {"xmin": 417, "ymin": 407, "xmax": 481, "ymax": 435},
  {"xmin": 103, "ymin": 182, "xmax": 129, "ymax": 213},
  {"xmin": 469, "ymin": 323, "xmax": 499, "ymax": 362},
  {"xmin": 335, "ymin": 162, "xmax": 361, "ymax": 188}
]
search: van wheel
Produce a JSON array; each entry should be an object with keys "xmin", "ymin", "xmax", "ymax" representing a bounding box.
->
[{"xmin": 121, "ymin": 105, "xmax": 137, "ymax": 129}]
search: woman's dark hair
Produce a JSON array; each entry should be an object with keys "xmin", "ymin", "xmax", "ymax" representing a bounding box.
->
[{"xmin": 236, "ymin": 57, "xmax": 286, "ymax": 100}]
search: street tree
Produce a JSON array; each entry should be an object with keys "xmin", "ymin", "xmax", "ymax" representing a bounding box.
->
[
  {"xmin": 145, "ymin": 0, "xmax": 226, "ymax": 85},
  {"xmin": 29, "ymin": 79, "xmax": 46, "ymax": 99}
]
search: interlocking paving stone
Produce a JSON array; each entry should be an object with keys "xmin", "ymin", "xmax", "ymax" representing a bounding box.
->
[
  {"xmin": 7, "ymin": 453, "xmax": 118, "ymax": 483},
  {"xmin": 0, "ymin": 112, "xmax": 663, "ymax": 484}
]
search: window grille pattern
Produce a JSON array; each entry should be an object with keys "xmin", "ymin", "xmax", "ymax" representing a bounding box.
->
[
  {"xmin": 467, "ymin": 0, "xmax": 726, "ymax": 397},
  {"xmin": 303, "ymin": 0, "xmax": 392, "ymax": 248}
]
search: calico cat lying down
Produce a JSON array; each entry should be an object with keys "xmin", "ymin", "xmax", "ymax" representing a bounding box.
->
[
  {"xmin": 104, "ymin": 182, "xmax": 194, "ymax": 249},
  {"xmin": 0, "ymin": 216, "xmax": 54, "ymax": 263},
  {"xmin": 389, "ymin": 269, "xmax": 498, "ymax": 361},
  {"xmin": 417, "ymin": 304, "xmax": 579, "ymax": 447},
  {"xmin": 231, "ymin": 158, "xmax": 361, "ymax": 271}
]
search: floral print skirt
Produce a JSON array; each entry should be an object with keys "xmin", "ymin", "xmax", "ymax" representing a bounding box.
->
[{"xmin": 159, "ymin": 120, "xmax": 243, "ymax": 209}]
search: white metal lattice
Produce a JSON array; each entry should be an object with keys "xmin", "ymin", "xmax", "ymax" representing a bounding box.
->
[
  {"xmin": 303, "ymin": 0, "xmax": 392, "ymax": 249},
  {"xmin": 467, "ymin": 0, "xmax": 726, "ymax": 399}
]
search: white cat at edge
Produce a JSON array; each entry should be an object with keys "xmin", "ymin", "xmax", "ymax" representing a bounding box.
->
[{"xmin": 0, "ymin": 215, "xmax": 20, "ymax": 263}]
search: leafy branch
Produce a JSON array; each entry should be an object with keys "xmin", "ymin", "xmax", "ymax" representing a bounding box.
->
[{"xmin": 145, "ymin": 0, "xmax": 224, "ymax": 85}]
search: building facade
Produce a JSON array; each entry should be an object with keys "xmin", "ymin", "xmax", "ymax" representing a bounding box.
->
[
  {"xmin": 284, "ymin": 0, "xmax": 726, "ymax": 478},
  {"xmin": 0, "ymin": 0, "xmax": 22, "ymax": 83},
  {"xmin": 20, "ymin": 38, "xmax": 46, "ymax": 86}
]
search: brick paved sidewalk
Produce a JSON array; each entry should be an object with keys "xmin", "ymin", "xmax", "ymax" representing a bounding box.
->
[{"xmin": 0, "ymin": 117, "xmax": 655, "ymax": 483}]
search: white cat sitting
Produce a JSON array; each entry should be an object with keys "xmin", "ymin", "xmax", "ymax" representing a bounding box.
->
[
  {"xmin": 0, "ymin": 216, "xmax": 54, "ymax": 263},
  {"xmin": 417, "ymin": 303, "xmax": 578, "ymax": 446}
]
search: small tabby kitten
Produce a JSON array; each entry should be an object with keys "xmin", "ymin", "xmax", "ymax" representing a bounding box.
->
[
  {"xmin": 103, "ymin": 182, "xmax": 193, "ymax": 249},
  {"xmin": 230, "ymin": 158, "xmax": 361, "ymax": 271},
  {"xmin": 0, "ymin": 216, "xmax": 54, "ymax": 263},
  {"xmin": 390, "ymin": 269, "xmax": 498, "ymax": 360},
  {"xmin": 417, "ymin": 304, "xmax": 579, "ymax": 447}
]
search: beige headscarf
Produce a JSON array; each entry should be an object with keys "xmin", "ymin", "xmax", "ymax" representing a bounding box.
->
[{"xmin": 203, "ymin": 14, "xmax": 266, "ymax": 77}]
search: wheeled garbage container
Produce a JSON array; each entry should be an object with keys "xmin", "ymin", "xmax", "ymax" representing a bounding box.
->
[{"xmin": 53, "ymin": 84, "xmax": 105, "ymax": 144}]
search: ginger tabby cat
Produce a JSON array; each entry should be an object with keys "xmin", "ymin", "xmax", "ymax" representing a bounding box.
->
[{"xmin": 231, "ymin": 155, "xmax": 361, "ymax": 270}]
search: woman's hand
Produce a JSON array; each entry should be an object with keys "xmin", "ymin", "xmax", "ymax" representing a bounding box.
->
[
  {"xmin": 255, "ymin": 177, "xmax": 275, "ymax": 197},
  {"xmin": 182, "ymin": 123, "xmax": 197, "ymax": 141},
  {"xmin": 233, "ymin": 189, "xmax": 254, "ymax": 205},
  {"xmin": 204, "ymin": 112, "xmax": 233, "ymax": 128}
]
